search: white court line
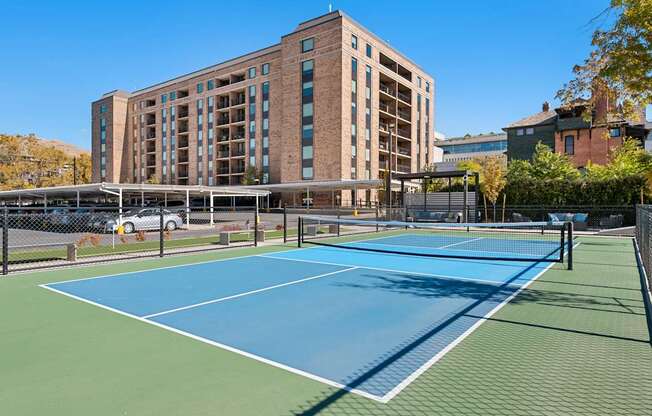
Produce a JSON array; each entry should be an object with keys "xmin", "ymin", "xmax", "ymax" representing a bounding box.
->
[
  {"xmin": 143, "ymin": 267, "xmax": 358, "ymax": 319},
  {"xmin": 379, "ymin": 240, "xmax": 581, "ymax": 402},
  {"xmin": 437, "ymin": 237, "xmax": 484, "ymax": 249},
  {"xmin": 257, "ymin": 255, "xmax": 535, "ymax": 288},
  {"xmin": 39, "ymin": 283, "xmax": 385, "ymax": 403}
]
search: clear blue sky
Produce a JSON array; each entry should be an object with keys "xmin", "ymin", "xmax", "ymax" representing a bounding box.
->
[{"xmin": 0, "ymin": 0, "xmax": 626, "ymax": 149}]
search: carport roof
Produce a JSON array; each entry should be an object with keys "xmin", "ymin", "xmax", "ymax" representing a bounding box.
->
[{"xmin": 0, "ymin": 182, "xmax": 270, "ymax": 200}]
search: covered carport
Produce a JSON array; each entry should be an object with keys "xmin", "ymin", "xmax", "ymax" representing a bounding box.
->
[{"xmin": 0, "ymin": 183, "xmax": 270, "ymax": 227}]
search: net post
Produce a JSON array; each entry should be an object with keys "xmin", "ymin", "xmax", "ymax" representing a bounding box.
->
[
  {"xmin": 560, "ymin": 222, "xmax": 565, "ymax": 264},
  {"xmin": 283, "ymin": 205, "xmax": 287, "ymax": 243},
  {"xmin": 254, "ymin": 197, "xmax": 259, "ymax": 247},
  {"xmin": 159, "ymin": 206, "xmax": 164, "ymax": 258},
  {"xmin": 567, "ymin": 221, "xmax": 573, "ymax": 270},
  {"xmin": 2, "ymin": 207, "xmax": 8, "ymax": 275},
  {"xmin": 298, "ymin": 217, "xmax": 302, "ymax": 248}
]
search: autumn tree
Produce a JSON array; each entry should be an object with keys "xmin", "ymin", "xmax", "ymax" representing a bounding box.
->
[
  {"xmin": 556, "ymin": 0, "xmax": 651, "ymax": 122},
  {"xmin": 479, "ymin": 156, "xmax": 507, "ymax": 222}
]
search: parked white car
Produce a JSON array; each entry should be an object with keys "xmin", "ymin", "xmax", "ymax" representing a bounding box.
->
[{"xmin": 107, "ymin": 208, "xmax": 184, "ymax": 233}]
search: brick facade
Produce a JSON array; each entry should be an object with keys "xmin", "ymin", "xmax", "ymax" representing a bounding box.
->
[{"xmin": 91, "ymin": 11, "xmax": 435, "ymax": 205}]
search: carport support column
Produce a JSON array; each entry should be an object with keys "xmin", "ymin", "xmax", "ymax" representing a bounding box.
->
[
  {"xmin": 119, "ymin": 188, "xmax": 123, "ymax": 222},
  {"xmin": 76, "ymin": 191, "xmax": 80, "ymax": 208},
  {"xmin": 185, "ymin": 189, "xmax": 190, "ymax": 228},
  {"xmin": 463, "ymin": 174, "xmax": 468, "ymax": 223},
  {"xmin": 209, "ymin": 192, "xmax": 214, "ymax": 226},
  {"xmin": 43, "ymin": 193, "xmax": 47, "ymax": 209}
]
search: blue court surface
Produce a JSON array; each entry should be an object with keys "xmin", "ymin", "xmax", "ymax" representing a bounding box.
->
[{"xmin": 42, "ymin": 232, "xmax": 561, "ymax": 402}]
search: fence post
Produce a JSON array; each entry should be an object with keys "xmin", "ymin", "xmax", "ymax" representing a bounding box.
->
[
  {"xmin": 375, "ymin": 205, "xmax": 379, "ymax": 233},
  {"xmin": 283, "ymin": 206, "xmax": 287, "ymax": 243},
  {"xmin": 567, "ymin": 221, "xmax": 573, "ymax": 270},
  {"xmin": 159, "ymin": 207, "xmax": 164, "ymax": 257},
  {"xmin": 2, "ymin": 207, "xmax": 8, "ymax": 275},
  {"xmin": 298, "ymin": 217, "xmax": 302, "ymax": 248},
  {"xmin": 337, "ymin": 207, "xmax": 341, "ymax": 237}
]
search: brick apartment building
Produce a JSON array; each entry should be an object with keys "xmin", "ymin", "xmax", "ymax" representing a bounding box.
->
[
  {"xmin": 505, "ymin": 100, "xmax": 650, "ymax": 168},
  {"xmin": 92, "ymin": 11, "xmax": 435, "ymax": 205}
]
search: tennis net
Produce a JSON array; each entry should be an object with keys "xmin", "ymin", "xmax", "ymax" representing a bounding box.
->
[{"xmin": 298, "ymin": 215, "xmax": 573, "ymax": 268}]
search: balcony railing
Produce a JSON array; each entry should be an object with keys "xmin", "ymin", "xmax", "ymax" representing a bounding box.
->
[
  {"xmin": 217, "ymin": 150, "xmax": 229, "ymax": 158},
  {"xmin": 397, "ymin": 91, "xmax": 411, "ymax": 103},
  {"xmin": 397, "ymin": 147, "xmax": 410, "ymax": 156},
  {"xmin": 379, "ymin": 83, "xmax": 395, "ymax": 97},
  {"xmin": 379, "ymin": 102, "xmax": 395, "ymax": 115},
  {"xmin": 217, "ymin": 116, "xmax": 230, "ymax": 126},
  {"xmin": 397, "ymin": 128, "xmax": 411, "ymax": 138},
  {"xmin": 218, "ymin": 167, "xmax": 230, "ymax": 175},
  {"xmin": 232, "ymin": 95, "xmax": 246, "ymax": 106},
  {"xmin": 231, "ymin": 149, "xmax": 245, "ymax": 157},
  {"xmin": 379, "ymin": 122, "xmax": 389, "ymax": 132},
  {"xmin": 232, "ymin": 132, "xmax": 245, "ymax": 140},
  {"xmin": 397, "ymin": 109, "xmax": 411, "ymax": 121}
]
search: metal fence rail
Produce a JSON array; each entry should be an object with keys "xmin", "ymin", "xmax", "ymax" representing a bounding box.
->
[
  {"xmin": 1, "ymin": 204, "xmax": 266, "ymax": 274},
  {"xmin": 634, "ymin": 205, "xmax": 652, "ymax": 344}
]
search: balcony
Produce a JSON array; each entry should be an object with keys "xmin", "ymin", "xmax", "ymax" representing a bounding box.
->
[
  {"xmin": 217, "ymin": 176, "xmax": 230, "ymax": 185},
  {"xmin": 379, "ymin": 121, "xmax": 390, "ymax": 132},
  {"xmin": 379, "ymin": 101, "xmax": 395, "ymax": 115},
  {"xmin": 218, "ymin": 96, "xmax": 230, "ymax": 109},
  {"xmin": 232, "ymin": 109, "xmax": 246, "ymax": 123},
  {"xmin": 178, "ymin": 120, "xmax": 189, "ymax": 134},
  {"xmin": 232, "ymin": 93, "xmax": 246, "ymax": 106},
  {"xmin": 146, "ymin": 155, "xmax": 156, "ymax": 166},
  {"xmin": 177, "ymin": 89, "xmax": 189, "ymax": 99},
  {"xmin": 231, "ymin": 163, "xmax": 245, "ymax": 174},
  {"xmin": 177, "ymin": 105, "xmax": 189, "ymax": 119},
  {"xmin": 397, "ymin": 147, "xmax": 411, "ymax": 157},
  {"xmin": 231, "ymin": 147, "xmax": 246, "ymax": 157},
  {"xmin": 145, "ymin": 113, "xmax": 156, "ymax": 125},
  {"xmin": 397, "ymin": 90, "xmax": 411, "ymax": 105},
  {"xmin": 146, "ymin": 126, "xmax": 156, "ymax": 139},
  {"xmin": 232, "ymin": 128, "xmax": 245, "ymax": 140},
  {"xmin": 218, "ymin": 130, "xmax": 230, "ymax": 141},
  {"xmin": 379, "ymin": 83, "xmax": 395, "ymax": 97},
  {"xmin": 217, "ymin": 149, "xmax": 229, "ymax": 159},
  {"xmin": 231, "ymin": 74, "xmax": 245, "ymax": 84},
  {"xmin": 380, "ymin": 53, "xmax": 397, "ymax": 72},
  {"xmin": 217, "ymin": 114, "xmax": 230, "ymax": 126},
  {"xmin": 145, "ymin": 99, "xmax": 156, "ymax": 108},
  {"xmin": 217, "ymin": 166, "xmax": 230, "ymax": 175},
  {"xmin": 145, "ymin": 142, "xmax": 156, "ymax": 153},
  {"xmin": 178, "ymin": 135, "xmax": 189, "ymax": 148},
  {"xmin": 397, "ymin": 127, "xmax": 411, "ymax": 139},
  {"xmin": 397, "ymin": 108, "xmax": 411, "ymax": 121}
]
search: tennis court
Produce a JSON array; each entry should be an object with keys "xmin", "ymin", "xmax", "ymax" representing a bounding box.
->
[{"xmin": 41, "ymin": 218, "xmax": 572, "ymax": 402}]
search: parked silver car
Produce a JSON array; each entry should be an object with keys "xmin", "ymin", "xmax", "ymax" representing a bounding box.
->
[{"xmin": 107, "ymin": 208, "xmax": 184, "ymax": 233}]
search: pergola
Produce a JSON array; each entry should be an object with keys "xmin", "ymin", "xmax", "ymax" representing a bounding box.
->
[
  {"xmin": 241, "ymin": 179, "xmax": 385, "ymax": 207},
  {"xmin": 394, "ymin": 170, "xmax": 480, "ymax": 222}
]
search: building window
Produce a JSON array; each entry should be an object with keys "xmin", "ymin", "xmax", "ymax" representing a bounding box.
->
[
  {"xmin": 526, "ymin": 127, "xmax": 534, "ymax": 135},
  {"xmin": 564, "ymin": 135, "xmax": 574, "ymax": 155},
  {"xmin": 170, "ymin": 91, "xmax": 176, "ymax": 101},
  {"xmin": 207, "ymin": 80, "xmax": 214, "ymax": 90},
  {"xmin": 248, "ymin": 84, "xmax": 256, "ymax": 168},
  {"xmin": 197, "ymin": 82, "xmax": 203, "ymax": 94},
  {"xmin": 301, "ymin": 38, "xmax": 314, "ymax": 53},
  {"xmin": 610, "ymin": 127, "xmax": 621, "ymax": 137},
  {"xmin": 426, "ymin": 81, "xmax": 430, "ymax": 93},
  {"xmin": 100, "ymin": 104, "xmax": 107, "ymax": 113},
  {"xmin": 365, "ymin": 43, "xmax": 371, "ymax": 58},
  {"xmin": 516, "ymin": 128, "xmax": 524, "ymax": 136},
  {"xmin": 161, "ymin": 94, "xmax": 167, "ymax": 104},
  {"xmin": 351, "ymin": 58, "xmax": 358, "ymax": 179},
  {"xmin": 262, "ymin": 63, "xmax": 270, "ymax": 75},
  {"xmin": 301, "ymin": 60, "xmax": 314, "ymax": 180},
  {"xmin": 351, "ymin": 34, "xmax": 358, "ymax": 50},
  {"xmin": 248, "ymin": 67, "xmax": 256, "ymax": 79},
  {"xmin": 262, "ymin": 81, "xmax": 270, "ymax": 183}
]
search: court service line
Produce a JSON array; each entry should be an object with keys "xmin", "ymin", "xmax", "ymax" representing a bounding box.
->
[
  {"xmin": 39, "ymin": 283, "xmax": 386, "ymax": 403},
  {"xmin": 379, "ymin": 240, "xmax": 581, "ymax": 402},
  {"xmin": 142, "ymin": 267, "xmax": 358, "ymax": 319},
  {"xmin": 257, "ymin": 254, "xmax": 532, "ymax": 288}
]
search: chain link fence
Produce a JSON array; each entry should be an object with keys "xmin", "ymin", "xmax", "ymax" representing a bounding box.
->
[
  {"xmin": 0, "ymin": 206, "xmax": 267, "ymax": 274},
  {"xmin": 634, "ymin": 205, "xmax": 652, "ymax": 344}
]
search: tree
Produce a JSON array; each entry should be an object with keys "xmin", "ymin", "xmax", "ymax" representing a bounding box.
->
[
  {"xmin": 242, "ymin": 166, "xmax": 262, "ymax": 185},
  {"xmin": 479, "ymin": 156, "xmax": 507, "ymax": 221},
  {"xmin": 556, "ymin": 0, "xmax": 652, "ymax": 122},
  {"xmin": 420, "ymin": 163, "xmax": 445, "ymax": 193},
  {"xmin": 528, "ymin": 142, "xmax": 580, "ymax": 181}
]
